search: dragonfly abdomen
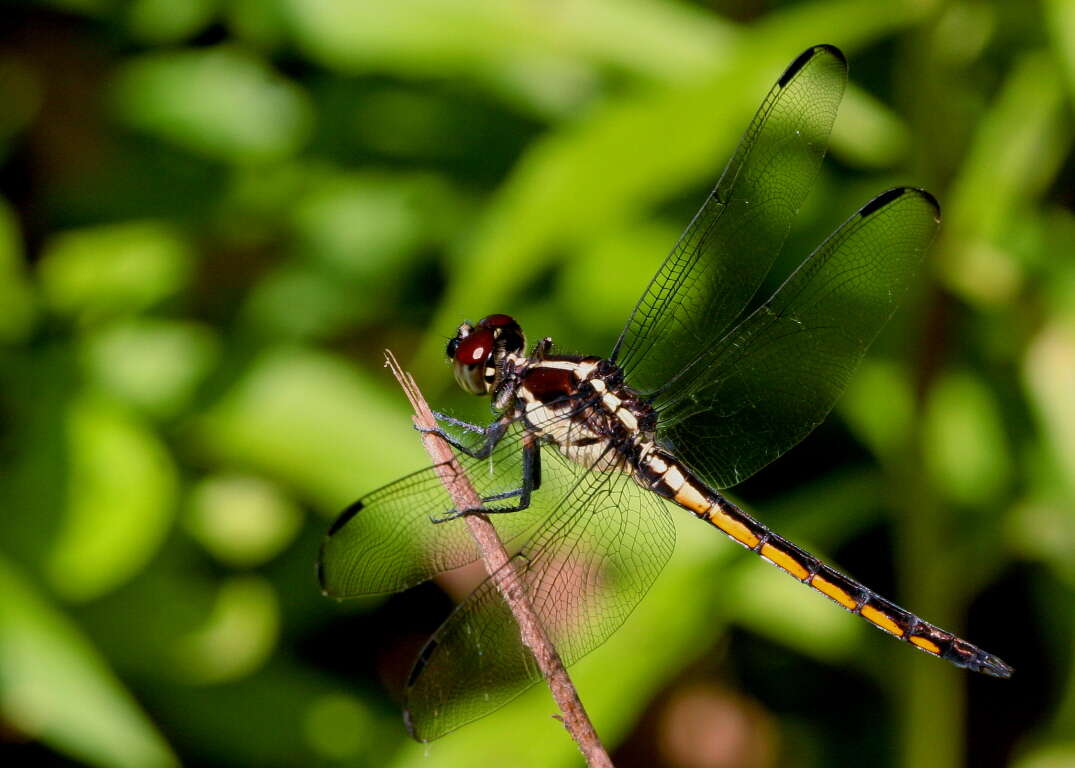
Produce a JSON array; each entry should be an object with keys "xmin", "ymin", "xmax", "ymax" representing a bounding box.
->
[{"xmin": 637, "ymin": 448, "xmax": 1013, "ymax": 677}]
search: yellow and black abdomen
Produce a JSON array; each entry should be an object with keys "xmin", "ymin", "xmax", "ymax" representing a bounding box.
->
[{"xmin": 635, "ymin": 447, "xmax": 1012, "ymax": 677}]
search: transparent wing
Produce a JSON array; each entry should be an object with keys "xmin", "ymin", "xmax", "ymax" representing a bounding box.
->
[
  {"xmin": 656, "ymin": 187, "xmax": 941, "ymax": 489},
  {"xmin": 319, "ymin": 415, "xmax": 550, "ymax": 597},
  {"xmin": 402, "ymin": 458, "xmax": 675, "ymax": 742},
  {"xmin": 611, "ymin": 44, "xmax": 847, "ymax": 394}
]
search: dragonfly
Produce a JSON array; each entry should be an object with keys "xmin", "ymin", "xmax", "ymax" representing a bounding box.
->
[{"xmin": 319, "ymin": 44, "xmax": 1012, "ymax": 742}]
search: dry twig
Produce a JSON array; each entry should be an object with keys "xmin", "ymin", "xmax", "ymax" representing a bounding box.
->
[{"xmin": 385, "ymin": 350, "xmax": 614, "ymax": 768}]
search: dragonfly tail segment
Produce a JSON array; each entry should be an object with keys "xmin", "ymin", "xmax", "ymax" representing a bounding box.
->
[{"xmin": 641, "ymin": 448, "xmax": 1013, "ymax": 677}]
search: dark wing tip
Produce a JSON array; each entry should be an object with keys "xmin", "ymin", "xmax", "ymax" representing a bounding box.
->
[
  {"xmin": 319, "ymin": 499, "xmax": 364, "ymax": 596},
  {"xmin": 778, "ymin": 43, "xmax": 846, "ymax": 87},
  {"xmin": 816, "ymin": 43, "xmax": 847, "ymax": 64},
  {"xmin": 859, "ymin": 187, "xmax": 907, "ymax": 217},
  {"xmin": 402, "ymin": 637, "xmax": 442, "ymax": 741},
  {"xmin": 858, "ymin": 187, "xmax": 942, "ymax": 221},
  {"xmin": 915, "ymin": 187, "xmax": 942, "ymax": 220},
  {"xmin": 326, "ymin": 499, "xmax": 364, "ymax": 537}
]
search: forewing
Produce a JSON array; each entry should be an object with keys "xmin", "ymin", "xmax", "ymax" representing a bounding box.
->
[
  {"xmin": 656, "ymin": 188, "xmax": 941, "ymax": 489},
  {"xmin": 402, "ymin": 461, "xmax": 676, "ymax": 741},
  {"xmin": 611, "ymin": 44, "xmax": 847, "ymax": 394},
  {"xmin": 319, "ymin": 417, "xmax": 548, "ymax": 597}
]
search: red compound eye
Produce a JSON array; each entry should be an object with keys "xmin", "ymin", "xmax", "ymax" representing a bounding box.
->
[
  {"xmin": 448, "ymin": 315, "xmax": 524, "ymax": 396},
  {"xmin": 479, "ymin": 314, "xmax": 517, "ymax": 329},
  {"xmin": 454, "ymin": 329, "xmax": 494, "ymax": 365},
  {"xmin": 476, "ymin": 314, "xmax": 525, "ymax": 356}
]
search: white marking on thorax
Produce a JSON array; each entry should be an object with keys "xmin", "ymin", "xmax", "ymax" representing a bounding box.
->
[
  {"xmin": 537, "ymin": 360, "xmax": 583, "ymax": 372},
  {"xmin": 615, "ymin": 408, "xmax": 638, "ymax": 431},
  {"xmin": 573, "ymin": 360, "xmax": 598, "ymax": 379}
]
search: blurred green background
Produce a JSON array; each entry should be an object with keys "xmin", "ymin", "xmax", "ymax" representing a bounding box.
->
[{"xmin": 1, "ymin": 0, "xmax": 1073, "ymax": 766}]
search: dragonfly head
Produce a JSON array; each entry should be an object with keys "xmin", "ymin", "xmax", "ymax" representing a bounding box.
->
[{"xmin": 447, "ymin": 314, "xmax": 524, "ymax": 396}]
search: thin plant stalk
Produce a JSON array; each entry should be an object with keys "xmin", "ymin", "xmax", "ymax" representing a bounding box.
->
[{"xmin": 385, "ymin": 350, "xmax": 615, "ymax": 768}]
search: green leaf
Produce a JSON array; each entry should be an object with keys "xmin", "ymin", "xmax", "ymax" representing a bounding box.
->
[
  {"xmin": 112, "ymin": 47, "xmax": 312, "ymax": 163},
  {"xmin": 126, "ymin": 0, "xmax": 219, "ymax": 44},
  {"xmin": 289, "ymin": 172, "xmax": 448, "ymax": 275},
  {"xmin": 1025, "ymin": 323, "xmax": 1075, "ymax": 495},
  {"xmin": 1045, "ymin": 0, "xmax": 1075, "ymax": 104},
  {"xmin": 171, "ymin": 576, "xmax": 280, "ymax": 684},
  {"xmin": 227, "ymin": 166, "xmax": 465, "ymax": 339},
  {"xmin": 1007, "ymin": 498, "xmax": 1075, "ymax": 588},
  {"xmin": 940, "ymin": 50, "xmax": 1072, "ymax": 304},
  {"xmin": 839, "ymin": 359, "xmax": 914, "ymax": 463},
  {"xmin": 79, "ymin": 318, "xmax": 219, "ymax": 419},
  {"xmin": 46, "ymin": 395, "xmax": 178, "ymax": 601},
  {"xmin": 0, "ymin": 556, "xmax": 177, "ymax": 768},
  {"xmin": 922, "ymin": 371, "xmax": 1012, "ymax": 506},
  {"xmin": 303, "ymin": 693, "xmax": 374, "ymax": 761},
  {"xmin": 226, "ymin": 0, "xmax": 289, "ymax": 49},
  {"xmin": 829, "ymin": 84, "xmax": 911, "ymax": 169},
  {"xmin": 557, "ymin": 221, "xmax": 680, "ymax": 336},
  {"xmin": 1012, "ymin": 742, "xmax": 1075, "ymax": 768},
  {"xmin": 281, "ymin": 0, "xmax": 734, "ymax": 116},
  {"xmin": 38, "ymin": 221, "xmax": 192, "ymax": 323},
  {"xmin": 184, "ymin": 474, "xmax": 303, "ymax": 567},
  {"xmin": 191, "ymin": 347, "xmax": 428, "ymax": 511}
]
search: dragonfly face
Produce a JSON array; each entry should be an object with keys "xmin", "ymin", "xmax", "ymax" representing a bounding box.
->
[
  {"xmin": 446, "ymin": 314, "xmax": 525, "ymax": 396},
  {"xmin": 319, "ymin": 43, "xmax": 1012, "ymax": 743}
]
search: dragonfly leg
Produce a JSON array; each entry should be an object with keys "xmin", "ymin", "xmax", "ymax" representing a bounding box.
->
[
  {"xmin": 429, "ymin": 411, "xmax": 487, "ymax": 434},
  {"xmin": 430, "ymin": 439, "xmax": 541, "ymax": 523},
  {"xmin": 417, "ymin": 415, "xmax": 510, "ymax": 459},
  {"xmin": 478, "ymin": 438, "xmax": 542, "ymax": 504}
]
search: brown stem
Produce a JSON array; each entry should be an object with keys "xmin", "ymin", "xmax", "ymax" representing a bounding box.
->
[{"xmin": 384, "ymin": 350, "xmax": 614, "ymax": 768}]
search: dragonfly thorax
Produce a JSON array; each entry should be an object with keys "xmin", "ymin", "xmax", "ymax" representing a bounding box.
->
[{"xmin": 515, "ymin": 354, "xmax": 659, "ymax": 474}]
